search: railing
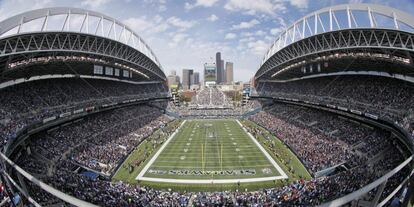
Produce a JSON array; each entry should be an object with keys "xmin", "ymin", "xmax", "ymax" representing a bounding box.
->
[
  {"xmin": 0, "ymin": 152, "xmax": 98, "ymax": 207},
  {"xmin": 319, "ymin": 156, "xmax": 413, "ymax": 207}
]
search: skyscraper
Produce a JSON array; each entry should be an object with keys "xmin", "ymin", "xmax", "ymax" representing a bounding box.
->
[
  {"xmin": 225, "ymin": 62, "xmax": 233, "ymax": 83},
  {"xmin": 193, "ymin": 72, "xmax": 200, "ymax": 85},
  {"xmin": 167, "ymin": 70, "xmax": 180, "ymax": 86},
  {"xmin": 182, "ymin": 69, "xmax": 193, "ymax": 90},
  {"xmin": 221, "ymin": 60, "xmax": 224, "ymax": 83},
  {"xmin": 216, "ymin": 52, "xmax": 223, "ymax": 84}
]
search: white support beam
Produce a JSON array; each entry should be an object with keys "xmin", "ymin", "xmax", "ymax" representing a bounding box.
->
[
  {"xmin": 332, "ymin": 13, "xmax": 341, "ymax": 30},
  {"xmin": 67, "ymin": 10, "xmax": 71, "ymax": 31},
  {"xmin": 100, "ymin": 16, "xmax": 104, "ymax": 36},
  {"xmin": 80, "ymin": 13, "xmax": 87, "ymax": 32},
  {"xmin": 329, "ymin": 8, "xmax": 333, "ymax": 31},
  {"xmin": 319, "ymin": 155, "xmax": 413, "ymax": 207},
  {"xmin": 318, "ymin": 15, "xmax": 326, "ymax": 32},
  {"xmin": 94, "ymin": 16, "xmax": 101, "ymax": 35},
  {"xmin": 107, "ymin": 20, "xmax": 114, "ymax": 38},
  {"xmin": 302, "ymin": 19, "xmax": 306, "ymax": 38},
  {"xmin": 113, "ymin": 20, "xmax": 117, "ymax": 40},
  {"xmin": 393, "ymin": 12, "xmax": 400, "ymax": 29},
  {"xmin": 17, "ymin": 16, "xmax": 23, "ymax": 34},
  {"xmin": 350, "ymin": 10, "xmax": 358, "ymax": 27},
  {"xmin": 62, "ymin": 13, "xmax": 69, "ymax": 31},
  {"xmin": 41, "ymin": 10, "xmax": 49, "ymax": 32},
  {"xmin": 0, "ymin": 152, "xmax": 98, "ymax": 207},
  {"xmin": 368, "ymin": 7, "xmax": 375, "ymax": 28},
  {"xmin": 86, "ymin": 13, "xmax": 89, "ymax": 33},
  {"xmin": 347, "ymin": 6, "xmax": 352, "ymax": 28}
]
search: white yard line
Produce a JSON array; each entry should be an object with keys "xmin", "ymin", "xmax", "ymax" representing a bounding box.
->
[
  {"xmin": 136, "ymin": 119, "xmax": 288, "ymax": 184},
  {"xmin": 136, "ymin": 120, "xmax": 187, "ymax": 180},
  {"xmin": 236, "ymin": 120, "xmax": 288, "ymax": 179}
]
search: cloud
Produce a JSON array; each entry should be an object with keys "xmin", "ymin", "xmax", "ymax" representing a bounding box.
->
[
  {"xmin": 348, "ymin": 0, "xmax": 363, "ymax": 3},
  {"xmin": 231, "ymin": 19, "xmax": 260, "ymax": 30},
  {"xmin": 270, "ymin": 28, "xmax": 283, "ymax": 35},
  {"xmin": 255, "ymin": 30, "xmax": 266, "ymax": 36},
  {"xmin": 123, "ymin": 15, "xmax": 170, "ymax": 36},
  {"xmin": 239, "ymin": 37, "xmax": 255, "ymax": 42},
  {"xmin": 158, "ymin": 4, "xmax": 167, "ymax": 12},
  {"xmin": 141, "ymin": 0, "xmax": 168, "ymax": 12},
  {"xmin": 289, "ymin": 0, "xmax": 309, "ymax": 9},
  {"xmin": 0, "ymin": 0, "xmax": 52, "ymax": 22},
  {"xmin": 225, "ymin": 33, "xmax": 237, "ymax": 39},
  {"xmin": 185, "ymin": 0, "xmax": 219, "ymax": 10},
  {"xmin": 247, "ymin": 40, "xmax": 269, "ymax": 56},
  {"xmin": 168, "ymin": 33, "xmax": 189, "ymax": 47},
  {"xmin": 224, "ymin": 0, "xmax": 286, "ymax": 15},
  {"xmin": 167, "ymin": 16, "xmax": 197, "ymax": 30},
  {"xmin": 125, "ymin": 15, "xmax": 197, "ymax": 36},
  {"xmin": 81, "ymin": 0, "xmax": 112, "ymax": 8},
  {"xmin": 207, "ymin": 14, "xmax": 219, "ymax": 22}
]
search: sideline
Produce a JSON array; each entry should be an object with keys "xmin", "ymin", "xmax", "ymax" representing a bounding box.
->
[
  {"xmin": 136, "ymin": 120, "xmax": 288, "ymax": 184},
  {"xmin": 136, "ymin": 120, "xmax": 187, "ymax": 179}
]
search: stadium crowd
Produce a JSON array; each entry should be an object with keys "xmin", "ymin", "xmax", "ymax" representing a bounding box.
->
[
  {"xmin": 249, "ymin": 103, "xmax": 393, "ymax": 172},
  {"xmin": 169, "ymin": 87, "xmax": 261, "ymax": 118},
  {"xmin": 257, "ymin": 75, "xmax": 414, "ymax": 136},
  {"xmin": 0, "ymin": 78, "xmax": 168, "ymax": 146},
  {"xmin": 12, "ymin": 101, "xmax": 408, "ymax": 206},
  {"xmin": 28, "ymin": 105, "xmax": 170, "ymax": 175},
  {"xmin": 0, "ymin": 75, "xmax": 410, "ymax": 206},
  {"xmin": 191, "ymin": 87, "xmax": 230, "ymax": 107}
]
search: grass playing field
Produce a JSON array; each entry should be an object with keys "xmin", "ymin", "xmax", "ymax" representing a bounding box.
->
[
  {"xmin": 137, "ymin": 119, "xmax": 285, "ymax": 182},
  {"xmin": 113, "ymin": 119, "xmax": 311, "ymax": 191}
]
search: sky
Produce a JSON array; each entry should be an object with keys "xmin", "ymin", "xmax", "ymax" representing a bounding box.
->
[{"xmin": 0, "ymin": 0, "xmax": 413, "ymax": 82}]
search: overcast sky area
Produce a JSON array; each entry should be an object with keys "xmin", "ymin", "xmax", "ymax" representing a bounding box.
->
[{"xmin": 1, "ymin": 0, "xmax": 413, "ymax": 82}]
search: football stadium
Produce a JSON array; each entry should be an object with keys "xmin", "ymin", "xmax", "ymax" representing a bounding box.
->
[{"xmin": 0, "ymin": 2, "xmax": 413, "ymax": 207}]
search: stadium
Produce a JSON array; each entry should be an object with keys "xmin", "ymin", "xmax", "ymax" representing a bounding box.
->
[{"xmin": 0, "ymin": 3, "xmax": 412, "ymax": 207}]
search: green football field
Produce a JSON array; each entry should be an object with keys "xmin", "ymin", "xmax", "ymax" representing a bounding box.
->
[{"xmin": 136, "ymin": 119, "xmax": 287, "ymax": 183}]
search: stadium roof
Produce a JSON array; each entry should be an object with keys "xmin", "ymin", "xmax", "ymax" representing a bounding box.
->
[
  {"xmin": 255, "ymin": 3, "xmax": 414, "ymax": 81},
  {"xmin": 0, "ymin": 7, "xmax": 166, "ymax": 81}
]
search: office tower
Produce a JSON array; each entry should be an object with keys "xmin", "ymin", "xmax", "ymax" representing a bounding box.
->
[
  {"xmin": 193, "ymin": 72, "xmax": 200, "ymax": 85},
  {"xmin": 225, "ymin": 62, "xmax": 233, "ymax": 83},
  {"xmin": 167, "ymin": 75, "xmax": 177, "ymax": 86},
  {"xmin": 167, "ymin": 70, "xmax": 180, "ymax": 87},
  {"xmin": 182, "ymin": 69, "xmax": 193, "ymax": 90},
  {"xmin": 216, "ymin": 52, "xmax": 223, "ymax": 84},
  {"xmin": 221, "ymin": 60, "xmax": 224, "ymax": 83}
]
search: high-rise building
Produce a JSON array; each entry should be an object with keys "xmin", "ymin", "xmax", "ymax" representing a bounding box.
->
[
  {"xmin": 182, "ymin": 69, "xmax": 193, "ymax": 90},
  {"xmin": 216, "ymin": 52, "xmax": 223, "ymax": 84},
  {"xmin": 167, "ymin": 70, "xmax": 180, "ymax": 87},
  {"xmin": 221, "ymin": 60, "xmax": 224, "ymax": 83},
  {"xmin": 167, "ymin": 75, "xmax": 177, "ymax": 86},
  {"xmin": 225, "ymin": 62, "xmax": 233, "ymax": 83},
  {"xmin": 193, "ymin": 72, "xmax": 200, "ymax": 85}
]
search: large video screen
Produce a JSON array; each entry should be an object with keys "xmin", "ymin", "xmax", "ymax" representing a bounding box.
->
[{"xmin": 204, "ymin": 66, "xmax": 216, "ymax": 81}]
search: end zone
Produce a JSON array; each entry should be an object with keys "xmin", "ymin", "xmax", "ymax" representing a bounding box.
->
[{"xmin": 136, "ymin": 120, "xmax": 288, "ymax": 184}]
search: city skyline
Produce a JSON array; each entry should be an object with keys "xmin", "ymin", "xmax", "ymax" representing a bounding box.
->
[
  {"xmin": 167, "ymin": 51, "xmax": 235, "ymax": 87},
  {"xmin": 2, "ymin": 0, "xmax": 413, "ymax": 82}
]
